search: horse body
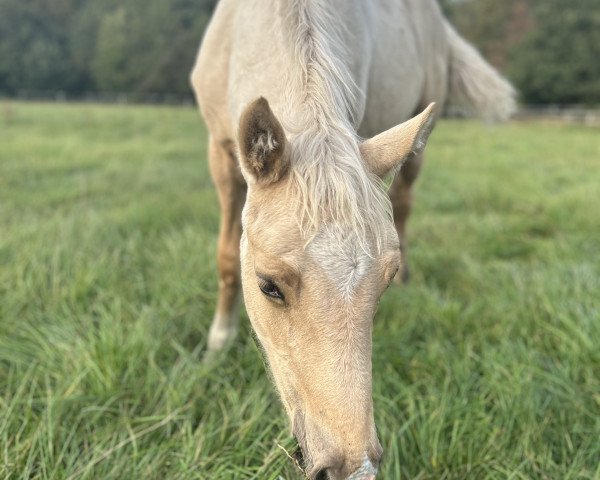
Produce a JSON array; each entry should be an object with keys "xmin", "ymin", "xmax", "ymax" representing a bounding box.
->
[
  {"xmin": 195, "ymin": 0, "xmax": 445, "ymax": 137},
  {"xmin": 191, "ymin": 1, "xmax": 514, "ymax": 479}
]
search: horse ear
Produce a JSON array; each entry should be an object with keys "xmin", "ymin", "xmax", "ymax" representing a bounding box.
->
[
  {"xmin": 360, "ymin": 103, "xmax": 436, "ymax": 178},
  {"xmin": 238, "ymin": 97, "xmax": 290, "ymax": 184}
]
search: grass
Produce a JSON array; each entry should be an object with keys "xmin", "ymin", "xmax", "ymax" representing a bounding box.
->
[{"xmin": 0, "ymin": 101, "xmax": 599, "ymax": 480}]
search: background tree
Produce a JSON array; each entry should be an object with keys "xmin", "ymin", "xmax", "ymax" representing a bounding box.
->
[
  {"xmin": 0, "ymin": 0, "xmax": 81, "ymax": 93},
  {"xmin": 446, "ymin": 0, "xmax": 599, "ymax": 105},
  {"xmin": 447, "ymin": 0, "xmax": 533, "ymax": 71},
  {"xmin": 92, "ymin": 7, "xmax": 131, "ymax": 92},
  {"xmin": 0, "ymin": 0, "xmax": 217, "ymax": 97},
  {"xmin": 0, "ymin": 0, "xmax": 598, "ymax": 105},
  {"xmin": 509, "ymin": 0, "xmax": 600, "ymax": 104}
]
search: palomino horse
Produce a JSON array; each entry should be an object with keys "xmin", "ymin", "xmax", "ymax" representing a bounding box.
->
[{"xmin": 191, "ymin": 1, "xmax": 514, "ymax": 478}]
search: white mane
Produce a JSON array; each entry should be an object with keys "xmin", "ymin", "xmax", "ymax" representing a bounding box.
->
[{"xmin": 279, "ymin": 0, "xmax": 392, "ymax": 253}]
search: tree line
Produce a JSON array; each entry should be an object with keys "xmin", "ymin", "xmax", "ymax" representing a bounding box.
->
[
  {"xmin": 0, "ymin": 0, "xmax": 597, "ymax": 105},
  {"xmin": 442, "ymin": 0, "xmax": 599, "ymax": 105},
  {"xmin": 0, "ymin": 0, "xmax": 217, "ymax": 99}
]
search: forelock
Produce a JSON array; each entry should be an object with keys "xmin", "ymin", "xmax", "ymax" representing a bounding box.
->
[{"xmin": 287, "ymin": 130, "xmax": 392, "ymax": 256}]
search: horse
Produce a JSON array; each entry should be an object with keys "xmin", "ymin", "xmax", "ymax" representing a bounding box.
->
[{"xmin": 190, "ymin": 1, "xmax": 515, "ymax": 478}]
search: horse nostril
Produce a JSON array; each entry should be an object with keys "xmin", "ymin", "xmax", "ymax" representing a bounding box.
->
[{"xmin": 314, "ymin": 470, "xmax": 328, "ymax": 480}]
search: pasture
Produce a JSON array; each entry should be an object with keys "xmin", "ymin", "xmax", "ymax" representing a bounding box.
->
[{"xmin": 0, "ymin": 102, "xmax": 599, "ymax": 479}]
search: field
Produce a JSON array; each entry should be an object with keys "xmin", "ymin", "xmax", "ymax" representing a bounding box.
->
[{"xmin": 0, "ymin": 102, "xmax": 599, "ymax": 479}]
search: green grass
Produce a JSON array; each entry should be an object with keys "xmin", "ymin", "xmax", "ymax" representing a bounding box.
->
[{"xmin": 1, "ymin": 101, "xmax": 599, "ymax": 479}]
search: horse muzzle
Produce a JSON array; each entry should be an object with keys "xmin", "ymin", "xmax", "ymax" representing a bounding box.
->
[{"xmin": 345, "ymin": 458, "xmax": 378, "ymax": 480}]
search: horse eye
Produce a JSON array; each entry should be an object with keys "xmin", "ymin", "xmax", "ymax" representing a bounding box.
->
[{"xmin": 258, "ymin": 278, "xmax": 284, "ymax": 301}]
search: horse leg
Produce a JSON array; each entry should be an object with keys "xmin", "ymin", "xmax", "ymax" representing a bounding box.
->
[
  {"xmin": 388, "ymin": 152, "xmax": 424, "ymax": 284},
  {"xmin": 206, "ymin": 138, "xmax": 246, "ymax": 354}
]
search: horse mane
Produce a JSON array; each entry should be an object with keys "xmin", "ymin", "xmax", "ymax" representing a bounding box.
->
[{"xmin": 279, "ymin": 0, "xmax": 392, "ymax": 253}]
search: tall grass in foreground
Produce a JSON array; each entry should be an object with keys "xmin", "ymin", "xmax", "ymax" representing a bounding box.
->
[{"xmin": 0, "ymin": 102, "xmax": 599, "ymax": 479}]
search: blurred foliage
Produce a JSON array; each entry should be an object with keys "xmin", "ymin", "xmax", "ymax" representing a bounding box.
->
[
  {"xmin": 0, "ymin": 0, "xmax": 598, "ymax": 104},
  {"xmin": 446, "ymin": 0, "xmax": 599, "ymax": 105},
  {"xmin": 509, "ymin": 0, "xmax": 600, "ymax": 105},
  {"xmin": 0, "ymin": 0, "xmax": 216, "ymax": 98}
]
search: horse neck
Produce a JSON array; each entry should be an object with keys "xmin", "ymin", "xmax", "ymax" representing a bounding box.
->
[{"xmin": 277, "ymin": 0, "xmax": 363, "ymax": 135}]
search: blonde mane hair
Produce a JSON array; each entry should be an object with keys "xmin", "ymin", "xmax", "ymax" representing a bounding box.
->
[{"xmin": 279, "ymin": 0, "xmax": 392, "ymax": 253}]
